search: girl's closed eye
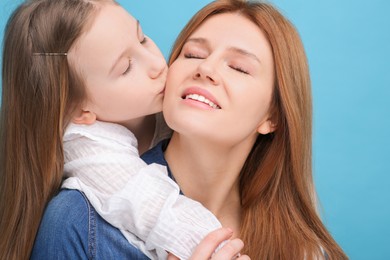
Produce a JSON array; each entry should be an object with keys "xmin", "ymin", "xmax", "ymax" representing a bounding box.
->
[
  {"xmin": 122, "ymin": 59, "xmax": 132, "ymax": 75},
  {"xmin": 137, "ymin": 21, "xmax": 148, "ymax": 45},
  {"xmin": 140, "ymin": 35, "xmax": 147, "ymax": 45}
]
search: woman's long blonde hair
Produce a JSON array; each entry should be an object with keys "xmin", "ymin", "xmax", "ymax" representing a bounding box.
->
[
  {"xmin": 169, "ymin": 0, "xmax": 347, "ymax": 259},
  {"xmin": 0, "ymin": 0, "xmax": 103, "ymax": 258}
]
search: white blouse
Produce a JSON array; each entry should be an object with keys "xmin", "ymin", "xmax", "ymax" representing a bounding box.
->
[{"xmin": 62, "ymin": 120, "xmax": 222, "ymax": 259}]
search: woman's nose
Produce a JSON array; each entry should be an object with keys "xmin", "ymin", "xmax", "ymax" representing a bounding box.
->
[{"xmin": 193, "ymin": 58, "xmax": 220, "ymax": 85}]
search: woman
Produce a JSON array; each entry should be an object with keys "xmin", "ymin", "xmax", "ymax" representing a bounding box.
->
[{"xmin": 161, "ymin": 0, "xmax": 348, "ymax": 258}]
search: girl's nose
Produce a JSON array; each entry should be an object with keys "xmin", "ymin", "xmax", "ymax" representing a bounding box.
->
[{"xmin": 147, "ymin": 52, "xmax": 167, "ymax": 79}]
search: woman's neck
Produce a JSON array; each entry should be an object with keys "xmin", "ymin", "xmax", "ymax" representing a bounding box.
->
[
  {"xmin": 121, "ymin": 115, "xmax": 156, "ymax": 155},
  {"xmin": 164, "ymin": 133, "xmax": 255, "ymax": 233}
]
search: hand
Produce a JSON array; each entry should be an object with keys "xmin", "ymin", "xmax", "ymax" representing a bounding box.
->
[{"xmin": 167, "ymin": 228, "xmax": 250, "ymax": 260}]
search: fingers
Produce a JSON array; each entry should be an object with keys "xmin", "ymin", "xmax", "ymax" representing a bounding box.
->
[
  {"xmin": 189, "ymin": 227, "xmax": 250, "ymax": 259},
  {"xmin": 167, "ymin": 252, "xmax": 180, "ymax": 260},
  {"xmin": 190, "ymin": 227, "xmax": 233, "ymax": 259},
  {"xmin": 212, "ymin": 238, "xmax": 245, "ymax": 260}
]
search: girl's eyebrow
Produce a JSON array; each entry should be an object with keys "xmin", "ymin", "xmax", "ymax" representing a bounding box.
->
[{"xmin": 185, "ymin": 37, "xmax": 261, "ymax": 64}]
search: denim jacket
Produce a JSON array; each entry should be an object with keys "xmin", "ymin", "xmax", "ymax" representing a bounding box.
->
[
  {"xmin": 31, "ymin": 189, "xmax": 150, "ymax": 259},
  {"xmin": 31, "ymin": 141, "xmax": 173, "ymax": 259}
]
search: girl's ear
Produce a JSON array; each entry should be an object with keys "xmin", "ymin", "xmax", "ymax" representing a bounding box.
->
[
  {"xmin": 72, "ymin": 109, "xmax": 97, "ymax": 125},
  {"xmin": 257, "ymin": 119, "xmax": 277, "ymax": 135}
]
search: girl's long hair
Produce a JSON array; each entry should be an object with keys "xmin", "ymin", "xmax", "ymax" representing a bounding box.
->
[
  {"xmin": 169, "ymin": 0, "xmax": 347, "ymax": 259},
  {"xmin": 0, "ymin": 0, "xmax": 100, "ymax": 258}
]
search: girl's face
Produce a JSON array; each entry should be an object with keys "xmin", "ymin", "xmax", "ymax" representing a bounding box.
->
[
  {"xmin": 68, "ymin": 3, "xmax": 167, "ymax": 125},
  {"xmin": 164, "ymin": 13, "xmax": 275, "ymax": 146}
]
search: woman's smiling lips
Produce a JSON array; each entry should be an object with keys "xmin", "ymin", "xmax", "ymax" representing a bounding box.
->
[{"xmin": 181, "ymin": 87, "xmax": 221, "ymax": 110}]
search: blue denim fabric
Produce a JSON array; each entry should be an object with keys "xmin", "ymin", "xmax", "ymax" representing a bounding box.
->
[
  {"xmin": 141, "ymin": 139, "xmax": 169, "ymax": 168},
  {"xmin": 31, "ymin": 189, "xmax": 150, "ymax": 259},
  {"xmin": 32, "ymin": 140, "xmax": 171, "ymax": 259}
]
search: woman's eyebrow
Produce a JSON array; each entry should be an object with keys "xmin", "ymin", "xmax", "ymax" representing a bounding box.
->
[
  {"xmin": 185, "ymin": 37, "xmax": 260, "ymax": 64},
  {"xmin": 185, "ymin": 37, "xmax": 209, "ymax": 46},
  {"xmin": 228, "ymin": 47, "xmax": 261, "ymax": 64}
]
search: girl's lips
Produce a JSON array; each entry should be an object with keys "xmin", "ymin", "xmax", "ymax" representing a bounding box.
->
[{"xmin": 181, "ymin": 87, "xmax": 221, "ymax": 109}]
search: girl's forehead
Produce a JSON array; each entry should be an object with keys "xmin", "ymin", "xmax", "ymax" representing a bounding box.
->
[{"xmin": 68, "ymin": 4, "xmax": 139, "ymax": 75}]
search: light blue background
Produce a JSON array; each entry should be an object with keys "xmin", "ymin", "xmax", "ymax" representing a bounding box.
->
[{"xmin": 1, "ymin": 1, "xmax": 389, "ymax": 259}]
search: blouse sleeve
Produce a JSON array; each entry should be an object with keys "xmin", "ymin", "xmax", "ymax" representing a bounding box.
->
[{"xmin": 61, "ymin": 122, "xmax": 222, "ymax": 259}]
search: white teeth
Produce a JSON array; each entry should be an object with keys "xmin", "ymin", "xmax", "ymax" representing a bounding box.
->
[{"xmin": 185, "ymin": 94, "xmax": 220, "ymax": 109}]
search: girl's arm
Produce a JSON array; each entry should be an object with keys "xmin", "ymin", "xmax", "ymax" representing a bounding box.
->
[{"xmin": 62, "ymin": 121, "xmax": 222, "ymax": 259}]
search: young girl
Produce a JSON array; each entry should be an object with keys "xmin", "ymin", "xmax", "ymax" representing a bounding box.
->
[{"xmin": 0, "ymin": 0, "xmax": 231, "ymax": 259}]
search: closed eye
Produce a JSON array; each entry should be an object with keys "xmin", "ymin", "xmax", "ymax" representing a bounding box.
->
[
  {"xmin": 230, "ymin": 65, "xmax": 249, "ymax": 75},
  {"xmin": 140, "ymin": 36, "xmax": 147, "ymax": 44},
  {"xmin": 123, "ymin": 59, "xmax": 132, "ymax": 75},
  {"xmin": 184, "ymin": 53, "xmax": 204, "ymax": 59}
]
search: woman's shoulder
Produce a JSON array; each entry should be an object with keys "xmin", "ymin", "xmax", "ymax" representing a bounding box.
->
[
  {"xmin": 46, "ymin": 188, "xmax": 90, "ymax": 216},
  {"xmin": 38, "ymin": 189, "xmax": 91, "ymax": 234},
  {"xmin": 31, "ymin": 189, "xmax": 91, "ymax": 259},
  {"xmin": 31, "ymin": 189, "xmax": 149, "ymax": 259}
]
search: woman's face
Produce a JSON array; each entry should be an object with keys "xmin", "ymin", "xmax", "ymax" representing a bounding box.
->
[
  {"xmin": 68, "ymin": 3, "xmax": 167, "ymax": 124},
  {"xmin": 164, "ymin": 13, "xmax": 275, "ymax": 146}
]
